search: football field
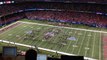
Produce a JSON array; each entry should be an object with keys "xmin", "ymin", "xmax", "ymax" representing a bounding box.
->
[{"xmin": 0, "ymin": 21, "xmax": 104, "ymax": 60}]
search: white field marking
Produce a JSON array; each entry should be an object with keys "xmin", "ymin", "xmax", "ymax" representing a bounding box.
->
[
  {"xmin": 33, "ymin": 38, "xmax": 35, "ymax": 40},
  {"xmin": 57, "ymin": 30, "xmax": 71, "ymax": 51},
  {"xmin": 19, "ymin": 21, "xmax": 107, "ymax": 34},
  {"xmin": 34, "ymin": 27, "xmax": 50, "ymax": 47},
  {"xmin": 42, "ymin": 40, "xmax": 45, "ymax": 41},
  {"xmin": 16, "ymin": 35, "xmax": 20, "ymax": 37},
  {"xmin": 72, "ymin": 45, "xmax": 78, "ymax": 47},
  {"xmin": 23, "ymin": 26, "xmax": 37, "ymax": 45},
  {"xmin": 33, "ymin": 35, "xmax": 44, "ymax": 47},
  {"xmin": 0, "ymin": 39, "xmax": 97, "ymax": 60},
  {"xmin": 85, "ymin": 47, "xmax": 90, "ymax": 50},
  {"xmin": 37, "ymin": 27, "xmax": 41, "ymax": 29},
  {"xmin": 8, "ymin": 34, "xmax": 12, "ymax": 36},
  {"xmin": 55, "ymin": 30, "xmax": 69, "ymax": 51},
  {"xmin": 19, "ymin": 24, "xmax": 34, "ymax": 43},
  {"xmin": 77, "ymin": 31, "xmax": 86, "ymax": 55},
  {"xmin": 16, "ymin": 25, "xmax": 29, "ymax": 43},
  {"xmin": 43, "ymin": 29, "xmax": 69, "ymax": 51},
  {"xmin": 0, "ymin": 22, "xmax": 21, "ymax": 38},
  {"xmin": 78, "ymin": 33, "xmax": 82, "ymax": 35},
  {"xmin": 29, "ymin": 27, "xmax": 41, "ymax": 45},
  {"xmin": 31, "ymin": 27, "xmax": 33, "ymax": 28},
  {"xmin": 91, "ymin": 33, "xmax": 96, "ymax": 57},
  {"xmin": 99, "ymin": 32, "xmax": 101, "ymax": 60},
  {"xmin": 88, "ymin": 34, "xmax": 92, "ymax": 36},
  {"xmin": 69, "ymin": 32, "xmax": 72, "ymax": 34},
  {"xmin": 16, "ymin": 26, "xmax": 29, "ymax": 43},
  {"xmin": 24, "ymin": 26, "xmax": 26, "ymax": 27},
  {"xmin": 71, "ymin": 31, "xmax": 80, "ymax": 53},
  {"xmin": 0, "ymin": 21, "xmax": 97, "ymax": 60},
  {"xmin": 0, "ymin": 22, "xmax": 22, "ymax": 35},
  {"xmin": 3, "ymin": 22, "xmax": 26, "ymax": 43},
  {"xmin": 0, "ymin": 22, "xmax": 20, "ymax": 31},
  {"xmin": 65, "ymin": 30, "xmax": 77, "ymax": 52},
  {"xmin": 85, "ymin": 33, "xmax": 91, "ymax": 56},
  {"xmin": 19, "ymin": 21, "xmax": 99, "ymax": 59}
]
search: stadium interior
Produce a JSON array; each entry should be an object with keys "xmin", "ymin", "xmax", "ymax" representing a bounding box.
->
[{"xmin": 0, "ymin": 0, "xmax": 107, "ymax": 60}]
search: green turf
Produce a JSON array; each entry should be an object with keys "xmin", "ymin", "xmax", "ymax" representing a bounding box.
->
[{"xmin": 0, "ymin": 21, "xmax": 103, "ymax": 60}]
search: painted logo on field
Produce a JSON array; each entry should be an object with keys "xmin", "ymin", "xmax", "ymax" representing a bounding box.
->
[{"xmin": 67, "ymin": 37, "xmax": 76, "ymax": 41}]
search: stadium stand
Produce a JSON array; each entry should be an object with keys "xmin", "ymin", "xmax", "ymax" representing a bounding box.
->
[
  {"xmin": 0, "ymin": 2, "xmax": 107, "ymax": 16},
  {"xmin": 0, "ymin": 2, "xmax": 107, "ymax": 28},
  {"xmin": 25, "ymin": 10, "xmax": 107, "ymax": 28},
  {"xmin": 0, "ymin": 1, "xmax": 106, "ymax": 60}
]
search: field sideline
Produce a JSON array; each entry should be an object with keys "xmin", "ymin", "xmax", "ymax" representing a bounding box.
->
[{"xmin": 0, "ymin": 21, "xmax": 104, "ymax": 60}]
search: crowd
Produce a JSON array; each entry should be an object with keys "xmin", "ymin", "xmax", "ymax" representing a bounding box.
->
[
  {"xmin": 25, "ymin": 10, "xmax": 107, "ymax": 28},
  {"xmin": 0, "ymin": 13, "xmax": 24, "ymax": 26},
  {"xmin": 0, "ymin": 2, "xmax": 107, "ymax": 28},
  {"xmin": 0, "ymin": 2, "xmax": 107, "ymax": 16}
]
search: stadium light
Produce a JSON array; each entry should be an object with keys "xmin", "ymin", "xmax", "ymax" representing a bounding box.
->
[
  {"xmin": 12, "ymin": 1, "xmax": 14, "ymax": 3},
  {"xmin": 0, "ymin": 2, "xmax": 3, "ymax": 5}
]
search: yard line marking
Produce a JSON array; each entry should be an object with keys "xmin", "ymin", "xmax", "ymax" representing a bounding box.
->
[
  {"xmin": 65, "ymin": 30, "xmax": 77, "ymax": 52},
  {"xmin": 17, "ymin": 24, "xmax": 33, "ymax": 44},
  {"xmin": 34, "ymin": 27, "xmax": 47, "ymax": 43},
  {"xmin": 84, "ymin": 32, "xmax": 91, "ymax": 56},
  {"xmin": 0, "ymin": 21, "xmax": 99, "ymax": 59},
  {"xmin": 39, "ymin": 32, "xmax": 58, "ymax": 50},
  {"xmin": 71, "ymin": 31, "xmax": 81, "ymax": 53},
  {"xmin": 9, "ymin": 24, "xmax": 28, "ymax": 42},
  {"xmin": 99, "ymin": 32, "xmax": 101, "ymax": 60},
  {"xmin": 20, "ymin": 21, "xmax": 107, "ymax": 34},
  {"xmin": 57, "ymin": 29, "xmax": 72, "ymax": 52},
  {"xmin": 0, "ymin": 39, "xmax": 97, "ymax": 60},
  {"xmin": 37, "ymin": 27, "xmax": 60, "ymax": 47},
  {"xmin": 16, "ymin": 24, "xmax": 34, "ymax": 43},
  {"xmin": 0, "ymin": 22, "xmax": 21, "ymax": 31},
  {"xmin": 0, "ymin": 22, "xmax": 22, "ymax": 35},
  {"xmin": 52, "ymin": 29, "xmax": 70, "ymax": 51},
  {"xmin": 34, "ymin": 27, "xmax": 50, "ymax": 46},
  {"xmin": 91, "ymin": 33, "xmax": 96, "ymax": 57},
  {"xmin": 77, "ymin": 31, "xmax": 86, "ymax": 55},
  {"xmin": 0, "ymin": 22, "xmax": 22, "ymax": 41},
  {"xmin": 19, "ymin": 21, "xmax": 101, "ymax": 59},
  {"xmin": 22, "ymin": 25, "xmax": 37, "ymax": 44}
]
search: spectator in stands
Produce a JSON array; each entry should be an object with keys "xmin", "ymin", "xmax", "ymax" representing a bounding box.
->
[{"xmin": 25, "ymin": 49, "xmax": 37, "ymax": 60}]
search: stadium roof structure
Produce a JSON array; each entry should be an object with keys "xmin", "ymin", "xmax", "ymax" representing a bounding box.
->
[{"xmin": 1, "ymin": 0, "xmax": 107, "ymax": 4}]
